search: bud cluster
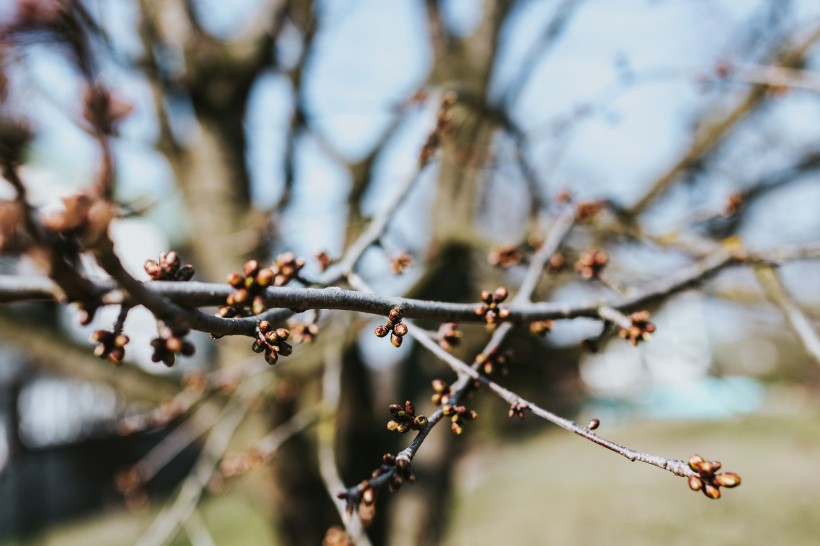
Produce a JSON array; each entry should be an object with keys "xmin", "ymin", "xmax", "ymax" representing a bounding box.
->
[
  {"xmin": 143, "ymin": 251, "xmax": 195, "ymax": 281},
  {"xmin": 475, "ymin": 347, "xmax": 513, "ymax": 376},
  {"xmin": 488, "ymin": 244, "xmax": 524, "ymax": 268},
  {"xmin": 40, "ymin": 193, "xmax": 113, "ymax": 249},
  {"xmin": 218, "ymin": 253, "xmax": 305, "ymax": 317},
  {"xmin": 475, "ymin": 287, "xmax": 510, "ymax": 330},
  {"xmin": 436, "ymin": 322, "xmax": 462, "ymax": 352},
  {"xmin": 724, "ymin": 191, "xmax": 743, "ymax": 217},
  {"xmin": 430, "ymin": 379, "xmax": 452, "ymax": 406},
  {"xmin": 442, "ymin": 403, "xmax": 477, "ymax": 435},
  {"xmin": 389, "ymin": 251, "xmax": 413, "ymax": 274},
  {"xmin": 386, "ymin": 400, "xmax": 428, "ymax": 433},
  {"xmin": 288, "ymin": 321, "xmax": 320, "ymax": 344},
  {"xmin": 374, "ymin": 307, "xmax": 408, "ymax": 348},
  {"xmin": 150, "ymin": 323, "xmax": 195, "ymax": 367},
  {"xmin": 575, "ymin": 249, "xmax": 608, "ymax": 279},
  {"xmin": 382, "ymin": 453, "xmax": 417, "ymax": 493},
  {"xmin": 252, "ymin": 321, "xmax": 293, "ymax": 366},
  {"xmin": 575, "ymin": 200, "xmax": 606, "ymax": 223},
  {"xmin": 337, "ymin": 453, "xmax": 417, "ymax": 519},
  {"xmin": 418, "ymin": 90, "xmax": 457, "ymax": 165},
  {"xmin": 91, "ymin": 329, "xmax": 129, "ymax": 365},
  {"xmin": 314, "ymin": 250, "xmax": 334, "ymax": 271},
  {"xmin": 618, "ymin": 310, "xmax": 656, "ymax": 346},
  {"xmin": 529, "ymin": 320, "xmax": 553, "ymax": 336},
  {"xmin": 220, "ymin": 449, "xmax": 265, "ymax": 479},
  {"xmin": 509, "ymin": 401, "xmax": 529, "ymax": 420},
  {"xmin": 687, "ymin": 454, "xmax": 741, "ymax": 500}
]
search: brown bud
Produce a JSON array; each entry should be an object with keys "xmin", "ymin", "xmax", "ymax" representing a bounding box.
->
[
  {"xmin": 177, "ymin": 265, "xmax": 195, "ymax": 281},
  {"xmin": 375, "ymin": 325, "xmax": 389, "ymax": 337},
  {"xmin": 703, "ymin": 483, "xmax": 721, "ymax": 499},
  {"xmin": 277, "ymin": 342, "xmax": 293, "ymax": 357},
  {"xmin": 393, "ymin": 322, "xmax": 408, "ymax": 336},
  {"xmin": 243, "ymin": 260, "xmax": 260, "ymax": 277},
  {"xmin": 252, "ymin": 296, "xmax": 266, "ymax": 315},
  {"xmin": 714, "ymin": 472, "xmax": 741, "ymax": 488},
  {"xmin": 432, "ymin": 379, "xmax": 448, "ymax": 393},
  {"xmin": 587, "ymin": 418, "xmax": 600, "ymax": 430},
  {"xmin": 144, "ymin": 260, "xmax": 161, "ymax": 278},
  {"xmin": 688, "ymin": 476, "xmax": 703, "ymax": 491},
  {"xmin": 391, "ymin": 333, "xmax": 403, "ymax": 348},
  {"xmin": 388, "ymin": 308, "xmax": 403, "ymax": 323},
  {"xmin": 227, "ymin": 272, "xmax": 244, "ymax": 288},
  {"xmin": 494, "ymin": 287, "xmax": 508, "ymax": 302},
  {"xmin": 688, "ymin": 454, "xmax": 704, "ymax": 472}
]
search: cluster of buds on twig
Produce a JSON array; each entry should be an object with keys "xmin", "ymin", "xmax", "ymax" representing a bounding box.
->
[
  {"xmin": 83, "ymin": 84, "xmax": 133, "ymax": 136},
  {"xmin": 443, "ymin": 403, "xmax": 477, "ymax": 435},
  {"xmin": 687, "ymin": 454, "xmax": 741, "ymax": 500},
  {"xmin": 436, "ymin": 322, "xmax": 462, "ymax": 352},
  {"xmin": 337, "ymin": 453, "xmax": 417, "ymax": 519},
  {"xmin": 389, "ymin": 251, "xmax": 413, "ymax": 274},
  {"xmin": 618, "ymin": 310, "xmax": 656, "ymax": 346},
  {"xmin": 252, "ymin": 321, "xmax": 293, "ymax": 366},
  {"xmin": 143, "ymin": 251, "xmax": 194, "ymax": 281},
  {"xmin": 288, "ymin": 321, "xmax": 319, "ymax": 344},
  {"xmin": 91, "ymin": 329, "xmax": 129, "ymax": 364},
  {"xmin": 40, "ymin": 193, "xmax": 114, "ymax": 249},
  {"xmin": 529, "ymin": 320, "xmax": 553, "ymax": 336},
  {"xmin": 114, "ymin": 467, "xmax": 147, "ymax": 510},
  {"xmin": 220, "ymin": 448, "xmax": 265, "ymax": 479},
  {"xmin": 575, "ymin": 249, "xmax": 608, "ymax": 279},
  {"xmin": 724, "ymin": 191, "xmax": 743, "ymax": 217},
  {"xmin": 386, "ymin": 401, "xmax": 428, "ymax": 433},
  {"xmin": 575, "ymin": 200, "xmax": 606, "ymax": 223},
  {"xmin": 430, "ymin": 379, "xmax": 452, "ymax": 406},
  {"xmin": 218, "ymin": 254, "xmax": 305, "ymax": 317},
  {"xmin": 150, "ymin": 323, "xmax": 195, "ymax": 367},
  {"xmin": 509, "ymin": 401, "xmax": 530, "ymax": 420},
  {"xmin": 475, "ymin": 287, "xmax": 510, "ymax": 330},
  {"xmin": 418, "ymin": 90, "xmax": 457, "ymax": 165},
  {"xmin": 314, "ymin": 250, "xmax": 334, "ymax": 271},
  {"xmin": 375, "ymin": 307, "xmax": 408, "ymax": 348},
  {"xmin": 488, "ymin": 244, "xmax": 525, "ymax": 268},
  {"xmin": 476, "ymin": 347, "xmax": 513, "ymax": 376},
  {"xmin": 383, "ymin": 454, "xmax": 416, "ymax": 493}
]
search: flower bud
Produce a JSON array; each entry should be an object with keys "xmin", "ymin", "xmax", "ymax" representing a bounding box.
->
[
  {"xmin": 393, "ymin": 322, "xmax": 408, "ymax": 336},
  {"xmin": 714, "ymin": 472, "xmax": 741, "ymax": 488},
  {"xmin": 703, "ymin": 483, "xmax": 721, "ymax": 499}
]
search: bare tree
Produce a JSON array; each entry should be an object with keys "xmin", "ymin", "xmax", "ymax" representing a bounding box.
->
[{"xmin": 1, "ymin": 1, "xmax": 820, "ymax": 544}]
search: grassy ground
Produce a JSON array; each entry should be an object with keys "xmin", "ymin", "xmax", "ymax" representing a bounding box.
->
[
  {"xmin": 442, "ymin": 413, "xmax": 820, "ymax": 546},
  {"xmin": 4, "ymin": 410, "xmax": 820, "ymax": 545}
]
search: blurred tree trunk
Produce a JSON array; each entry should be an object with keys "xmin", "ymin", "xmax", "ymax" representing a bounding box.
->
[{"xmin": 385, "ymin": 2, "xmax": 515, "ymax": 544}]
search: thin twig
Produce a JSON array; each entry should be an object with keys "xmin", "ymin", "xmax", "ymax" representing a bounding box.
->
[
  {"xmin": 754, "ymin": 265, "xmax": 820, "ymax": 366},
  {"xmin": 317, "ymin": 340, "xmax": 372, "ymax": 544}
]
